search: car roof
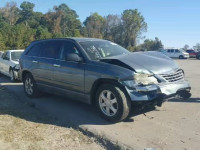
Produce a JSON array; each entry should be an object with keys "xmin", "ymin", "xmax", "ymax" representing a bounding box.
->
[
  {"xmin": 6, "ymin": 50, "xmax": 24, "ymax": 52},
  {"xmin": 31, "ymin": 37, "xmax": 107, "ymax": 44}
]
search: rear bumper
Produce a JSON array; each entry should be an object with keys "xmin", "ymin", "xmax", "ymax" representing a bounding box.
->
[{"xmin": 126, "ymin": 80, "xmax": 191, "ymax": 106}]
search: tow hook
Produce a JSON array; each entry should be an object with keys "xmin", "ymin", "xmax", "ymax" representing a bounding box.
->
[{"xmin": 177, "ymin": 90, "xmax": 191, "ymax": 100}]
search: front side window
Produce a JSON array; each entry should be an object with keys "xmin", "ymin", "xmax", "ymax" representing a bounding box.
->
[
  {"xmin": 39, "ymin": 41, "xmax": 62, "ymax": 59},
  {"xmin": 59, "ymin": 42, "xmax": 80, "ymax": 60},
  {"xmin": 11, "ymin": 51, "xmax": 23, "ymax": 61},
  {"xmin": 1, "ymin": 52, "xmax": 6, "ymax": 59},
  {"xmin": 79, "ymin": 40, "xmax": 129, "ymax": 60},
  {"xmin": 2, "ymin": 52, "xmax": 10, "ymax": 60},
  {"xmin": 175, "ymin": 50, "xmax": 180, "ymax": 53}
]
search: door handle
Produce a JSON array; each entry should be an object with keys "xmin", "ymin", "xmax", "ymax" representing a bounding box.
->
[
  {"xmin": 53, "ymin": 64, "xmax": 61, "ymax": 67},
  {"xmin": 32, "ymin": 60, "xmax": 38, "ymax": 63}
]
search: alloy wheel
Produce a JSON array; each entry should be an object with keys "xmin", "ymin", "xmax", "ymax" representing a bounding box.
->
[
  {"xmin": 99, "ymin": 90, "xmax": 118, "ymax": 117},
  {"xmin": 25, "ymin": 77, "xmax": 34, "ymax": 95}
]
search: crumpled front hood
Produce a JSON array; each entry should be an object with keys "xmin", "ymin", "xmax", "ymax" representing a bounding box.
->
[{"xmin": 101, "ymin": 51, "xmax": 179, "ymax": 75}]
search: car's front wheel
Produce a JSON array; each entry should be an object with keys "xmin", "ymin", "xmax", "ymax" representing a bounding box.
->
[
  {"xmin": 24, "ymin": 73, "xmax": 40, "ymax": 98},
  {"xmin": 179, "ymin": 55, "xmax": 184, "ymax": 59},
  {"xmin": 96, "ymin": 84, "xmax": 131, "ymax": 122}
]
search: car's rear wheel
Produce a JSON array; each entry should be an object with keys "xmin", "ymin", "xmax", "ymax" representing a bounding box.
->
[
  {"xmin": 179, "ymin": 55, "xmax": 184, "ymax": 59},
  {"xmin": 9, "ymin": 69, "xmax": 16, "ymax": 82},
  {"xmin": 24, "ymin": 73, "xmax": 40, "ymax": 98},
  {"xmin": 96, "ymin": 84, "xmax": 131, "ymax": 122}
]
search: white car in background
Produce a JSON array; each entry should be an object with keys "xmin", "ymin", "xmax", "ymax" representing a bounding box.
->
[
  {"xmin": 0, "ymin": 51, "xmax": 4, "ymax": 57},
  {"xmin": 0, "ymin": 50, "xmax": 24, "ymax": 81},
  {"xmin": 161, "ymin": 49, "xmax": 189, "ymax": 59}
]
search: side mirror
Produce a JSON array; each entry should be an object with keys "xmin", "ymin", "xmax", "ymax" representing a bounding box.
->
[{"xmin": 65, "ymin": 53, "xmax": 83, "ymax": 62}]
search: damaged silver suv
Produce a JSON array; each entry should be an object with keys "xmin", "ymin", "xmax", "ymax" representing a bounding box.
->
[{"xmin": 19, "ymin": 38, "xmax": 191, "ymax": 122}]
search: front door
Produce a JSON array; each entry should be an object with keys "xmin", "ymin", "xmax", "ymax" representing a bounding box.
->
[{"xmin": 52, "ymin": 41, "xmax": 85, "ymax": 94}]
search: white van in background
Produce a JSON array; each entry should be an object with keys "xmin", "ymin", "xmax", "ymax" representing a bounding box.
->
[{"xmin": 161, "ymin": 49, "xmax": 189, "ymax": 59}]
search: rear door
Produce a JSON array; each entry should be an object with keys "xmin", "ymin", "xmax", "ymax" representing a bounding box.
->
[
  {"xmin": 24, "ymin": 42, "xmax": 43, "ymax": 82},
  {"xmin": 166, "ymin": 49, "xmax": 172, "ymax": 57},
  {"xmin": 170, "ymin": 49, "xmax": 175, "ymax": 58},
  {"xmin": 36, "ymin": 41, "xmax": 62, "ymax": 86},
  {"xmin": 52, "ymin": 40, "xmax": 85, "ymax": 94}
]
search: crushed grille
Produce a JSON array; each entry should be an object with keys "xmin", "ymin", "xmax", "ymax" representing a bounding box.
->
[{"xmin": 160, "ymin": 69, "xmax": 184, "ymax": 82}]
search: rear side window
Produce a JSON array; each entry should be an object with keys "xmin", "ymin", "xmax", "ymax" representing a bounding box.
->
[
  {"xmin": 170, "ymin": 49, "xmax": 174, "ymax": 53},
  {"xmin": 39, "ymin": 41, "xmax": 62, "ymax": 59},
  {"xmin": 26, "ymin": 43, "xmax": 42, "ymax": 57},
  {"xmin": 167, "ymin": 50, "xmax": 170, "ymax": 53}
]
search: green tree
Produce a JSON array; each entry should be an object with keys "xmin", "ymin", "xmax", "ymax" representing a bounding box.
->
[
  {"xmin": 84, "ymin": 13, "xmax": 105, "ymax": 38},
  {"xmin": 137, "ymin": 37, "xmax": 163, "ymax": 51},
  {"xmin": 121, "ymin": 9, "xmax": 147, "ymax": 49},
  {"xmin": 0, "ymin": 1, "xmax": 155, "ymax": 51},
  {"xmin": 183, "ymin": 44, "xmax": 189, "ymax": 50},
  {"xmin": 0, "ymin": 2, "xmax": 19, "ymax": 25},
  {"xmin": 35, "ymin": 26, "xmax": 52, "ymax": 40},
  {"xmin": 193, "ymin": 43, "xmax": 200, "ymax": 51},
  {"xmin": 0, "ymin": 33, "xmax": 6, "ymax": 50},
  {"xmin": 18, "ymin": 1, "xmax": 35, "ymax": 26},
  {"xmin": 55, "ymin": 4, "xmax": 81, "ymax": 37},
  {"xmin": 104, "ymin": 15, "xmax": 123, "ymax": 44},
  {"xmin": 44, "ymin": 4, "xmax": 81, "ymax": 37}
]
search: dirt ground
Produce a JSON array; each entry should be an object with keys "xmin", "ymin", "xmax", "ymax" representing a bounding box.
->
[{"xmin": 0, "ymin": 86, "xmax": 105, "ymax": 150}]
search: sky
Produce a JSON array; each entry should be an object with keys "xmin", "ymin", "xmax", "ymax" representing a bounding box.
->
[{"xmin": 0, "ymin": 0, "xmax": 200, "ymax": 48}]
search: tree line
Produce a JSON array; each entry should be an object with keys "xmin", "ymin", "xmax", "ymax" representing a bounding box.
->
[
  {"xmin": 0, "ymin": 1, "xmax": 163, "ymax": 51},
  {"xmin": 183, "ymin": 43, "xmax": 200, "ymax": 51}
]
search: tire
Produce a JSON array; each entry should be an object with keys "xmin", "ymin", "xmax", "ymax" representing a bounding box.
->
[
  {"xmin": 9, "ymin": 69, "xmax": 16, "ymax": 82},
  {"xmin": 23, "ymin": 73, "xmax": 40, "ymax": 98},
  {"xmin": 95, "ymin": 84, "xmax": 131, "ymax": 122},
  {"xmin": 179, "ymin": 55, "xmax": 184, "ymax": 59}
]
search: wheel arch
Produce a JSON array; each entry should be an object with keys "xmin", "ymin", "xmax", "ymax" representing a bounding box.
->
[
  {"xmin": 22, "ymin": 70, "xmax": 32, "ymax": 82},
  {"xmin": 9, "ymin": 66, "xmax": 12, "ymax": 72},
  {"xmin": 90, "ymin": 78, "xmax": 130, "ymax": 105}
]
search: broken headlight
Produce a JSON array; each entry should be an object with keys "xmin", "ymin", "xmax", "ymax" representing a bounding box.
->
[{"xmin": 123, "ymin": 73, "xmax": 158, "ymax": 88}]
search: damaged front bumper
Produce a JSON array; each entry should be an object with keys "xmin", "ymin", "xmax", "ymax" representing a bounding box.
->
[
  {"xmin": 12, "ymin": 65, "xmax": 20, "ymax": 80},
  {"xmin": 125, "ymin": 80, "xmax": 191, "ymax": 107}
]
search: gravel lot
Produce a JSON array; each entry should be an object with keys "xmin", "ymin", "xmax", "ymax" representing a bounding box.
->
[
  {"xmin": 0, "ymin": 59, "xmax": 199, "ymax": 150},
  {"xmin": 0, "ymin": 86, "xmax": 105, "ymax": 150}
]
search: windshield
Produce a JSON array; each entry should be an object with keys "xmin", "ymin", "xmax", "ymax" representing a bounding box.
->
[
  {"xmin": 11, "ymin": 51, "xmax": 23, "ymax": 61},
  {"xmin": 79, "ymin": 41, "xmax": 130, "ymax": 60}
]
